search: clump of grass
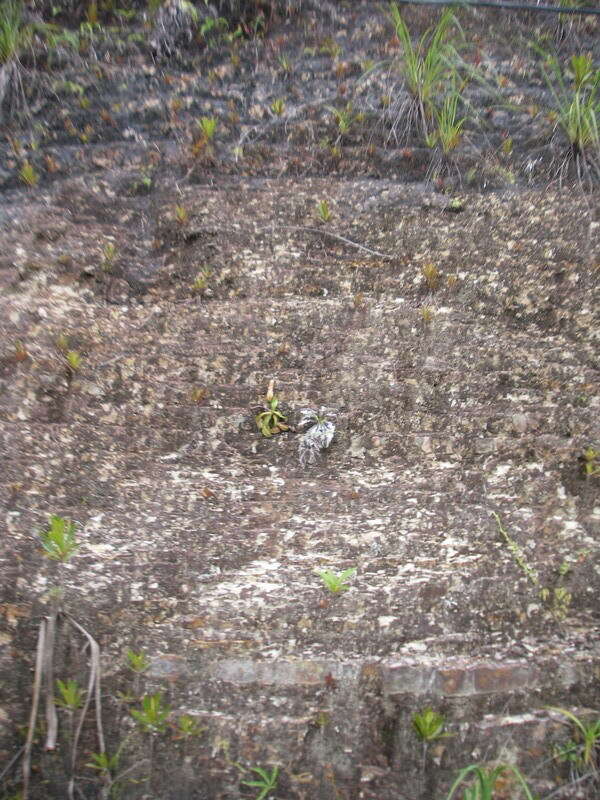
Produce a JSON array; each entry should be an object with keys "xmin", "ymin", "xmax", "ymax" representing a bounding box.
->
[
  {"xmin": 387, "ymin": 4, "xmax": 463, "ymax": 143},
  {"xmin": 549, "ymin": 706, "xmax": 600, "ymax": 778},
  {"xmin": 445, "ymin": 762, "xmax": 535, "ymax": 800},
  {"xmin": 421, "ymin": 263, "xmax": 440, "ymax": 291},
  {"xmin": 537, "ymin": 50, "xmax": 600, "ymax": 186}
]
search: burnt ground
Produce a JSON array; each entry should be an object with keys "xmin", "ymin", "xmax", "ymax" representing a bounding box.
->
[{"xmin": 1, "ymin": 1, "xmax": 600, "ymax": 798}]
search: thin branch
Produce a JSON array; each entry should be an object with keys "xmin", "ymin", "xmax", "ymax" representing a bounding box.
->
[
  {"xmin": 22, "ymin": 621, "xmax": 46, "ymax": 800},
  {"xmin": 65, "ymin": 614, "xmax": 106, "ymax": 800},
  {"xmin": 43, "ymin": 607, "xmax": 58, "ymax": 751},
  {"xmin": 282, "ymin": 225, "xmax": 395, "ymax": 260},
  {"xmin": 0, "ymin": 745, "xmax": 25, "ymax": 783},
  {"xmin": 543, "ymin": 771, "xmax": 596, "ymax": 799}
]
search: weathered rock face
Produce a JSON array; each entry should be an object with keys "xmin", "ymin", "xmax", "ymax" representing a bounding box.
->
[{"xmin": 1, "ymin": 1, "xmax": 600, "ymax": 798}]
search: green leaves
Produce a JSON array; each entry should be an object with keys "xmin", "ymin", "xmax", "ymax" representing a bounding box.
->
[
  {"xmin": 55, "ymin": 678, "xmax": 85, "ymax": 710},
  {"xmin": 40, "ymin": 515, "xmax": 79, "ymax": 563},
  {"xmin": 412, "ymin": 708, "xmax": 450, "ymax": 742},
  {"xmin": 241, "ymin": 765, "xmax": 280, "ymax": 800},
  {"xmin": 131, "ymin": 693, "xmax": 171, "ymax": 734},
  {"xmin": 316, "ymin": 567, "xmax": 356, "ymax": 594},
  {"xmin": 125, "ymin": 649, "xmax": 150, "ymax": 674}
]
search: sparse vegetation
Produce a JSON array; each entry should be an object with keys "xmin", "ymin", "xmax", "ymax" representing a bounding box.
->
[{"xmin": 493, "ymin": 512, "xmax": 573, "ymax": 621}]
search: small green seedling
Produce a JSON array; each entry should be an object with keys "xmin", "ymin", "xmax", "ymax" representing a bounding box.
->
[
  {"xmin": 173, "ymin": 713, "xmax": 205, "ymax": 740},
  {"xmin": 191, "ymin": 268, "xmax": 211, "ymax": 294},
  {"xmin": 102, "ymin": 242, "xmax": 117, "ymax": 272},
  {"xmin": 278, "ymin": 54, "xmax": 292, "ymax": 74},
  {"xmin": 55, "ymin": 678, "xmax": 85, "ymax": 710},
  {"xmin": 316, "ymin": 200, "xmax": 332, "ymax": 222},
  {"xmin": 175, "ymin": 204, "xmax": 189, "ymax": 225},
  {"xmin": 316, "ymin": 567, "xmax": 356, "ymax": 594},
  {"xmin": 65, "ymin": 350, "xmax": 82, "ymax": 372},
  {"xmin": 131, "ymin": 693, "xmax": 171, "ymax": 734},
  {"xmin": 255, "ymin": 380, "xmax": 289, "ymax": 437},
  {"xmin": 270, "ymin": 98, "xmax": 285, "ymax": 116},
  {"xmin": 40, "ymin": 515, "xmax": 79, "ymax": 562},
  {"xmin": 582, "ymin": 447, "xmax": 600, "ymax": 477},
  {"xmin": 412, "ymin": 708, "xmax": 450, "ymax": 742},
  {"xmin": 327, "ymin": 102, "xmax": 356, "ymax": 136},
  {"xmin": 19, "ymin": 161, "xmax": 39, "ymax": 187},
  {"xmin": 241, "ymin": 765, "xmax": 280, "ymax": 800},
  {"xmin": 197, "ymin": 116, "xmax": 217, "ymax": 142},
  {"xmin": 445, "ymin": 763, "xmax": 535, "ymax": 800},
  {"xmin": 126, "ymin": 649, "xmax": 149, "ymax": 674},
  {"xmin": 86, "ymin": 750, "xmax": 120, "ymax": 775}
]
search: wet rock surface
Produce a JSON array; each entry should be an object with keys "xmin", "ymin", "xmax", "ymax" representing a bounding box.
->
[{"xmin": 1, "ymin": 1, "xmax": 600, "ymax": 798}]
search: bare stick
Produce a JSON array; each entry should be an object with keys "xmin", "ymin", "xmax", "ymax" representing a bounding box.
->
[
  {"xmin": 22, "ymin": 621, "xmax": 46, "ymax": 800},
  {"xmin": 43, "ymin": 607, "xmax": 58, "ymax": 751},
  {"xmin": 282, "ymin": 225, "xmax": 395, "ymax": 260},
  {"xmin": 66, "ymin": 614, "xmax": 106, "ymax": 800},
  {"xmin": 0, "ymin": 745, "xmax": 25, "ymax": 783}
]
